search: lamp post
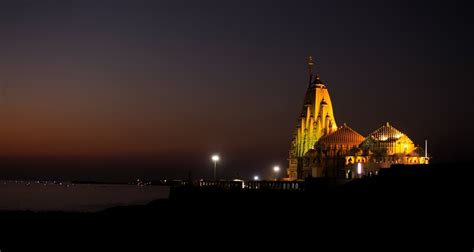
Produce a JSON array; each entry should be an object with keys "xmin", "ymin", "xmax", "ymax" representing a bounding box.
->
[
  {"xmin": 211, "ymin": 155, "xmax": 220, "ymax": 181},
  {"xmin": 273, "ymin": 166, "xmax": 280, "ymax": 181},
  {"xmin": 253, "ymin": 175, "xmax": 260, "ymax": 181}
]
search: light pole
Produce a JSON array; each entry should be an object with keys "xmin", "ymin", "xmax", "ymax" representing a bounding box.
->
[
  {"xmin": 273, "ymin": 166, "xmax": 280, "ymax": 181},
  {"xmin": 211, "ymin": 155, "xmax": 220, "ymax": 181}
]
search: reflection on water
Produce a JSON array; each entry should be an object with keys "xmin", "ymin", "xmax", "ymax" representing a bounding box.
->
[{"xmin": 0, "ymin": 180, "xmax": 169, "ymax": 212}]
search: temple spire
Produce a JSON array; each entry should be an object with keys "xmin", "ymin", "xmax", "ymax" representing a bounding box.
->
[{"xmin": 308, "ymin": 56, "xmax": 315, "ymax": 86}]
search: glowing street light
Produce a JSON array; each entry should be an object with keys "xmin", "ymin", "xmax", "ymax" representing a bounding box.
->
[
  {"xmin": 253, "ymin": 175, "xmax": 260, "ymax": 181},
  {"xmin": 211, "ymin": 155, "xmax": 220, "ymax": 181},
  {"xmin": 273, "ymin": 166, "xmax": 280, "ymax": 181}
]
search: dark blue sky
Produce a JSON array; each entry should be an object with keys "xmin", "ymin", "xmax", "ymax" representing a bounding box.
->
[{"xmin": 0, "ymin": 0, "xmax": 472, "ymax": 181}]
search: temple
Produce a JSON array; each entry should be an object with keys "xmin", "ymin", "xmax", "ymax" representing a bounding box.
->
[{"xmin": 287, "ymin": 57, "xmax": 428, "ymax": 181}]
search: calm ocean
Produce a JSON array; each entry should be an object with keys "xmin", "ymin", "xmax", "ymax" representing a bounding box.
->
[{"xmin": 0, "ymin": 180, "xmax": 169, "ymax": 212}]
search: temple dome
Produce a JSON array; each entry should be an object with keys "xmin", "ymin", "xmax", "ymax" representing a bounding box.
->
[
  {"xmin": 318, "ymin": 123, "xmax": 364, "ymax": 146},
  {"xmin": 365, "ymin": 122, "xmax": 415, "ymax": 155},
  {"xmin": 369, "ymin": 122, "xmax": 407, "ymax": 142}
]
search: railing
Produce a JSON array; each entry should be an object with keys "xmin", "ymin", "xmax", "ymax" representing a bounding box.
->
[
  {"xmin": 197, "ymin": 180, "xmax": 244, "ymax": 189},
  {"xmin": 245, "ymin": 181, "xmax": 303, "ymax": 191},
  {"xmin": 183, "ymin": 180, "xmax": 304, "ymax": 191}
]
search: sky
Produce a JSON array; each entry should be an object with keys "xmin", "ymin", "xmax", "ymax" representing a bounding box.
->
[{"xmin": 0, "ymin": 0, "xmax": 473, "ymax": 181}]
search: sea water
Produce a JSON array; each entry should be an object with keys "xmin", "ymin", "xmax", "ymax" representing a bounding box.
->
[{"xmin": 0, "ymin": 180, "xmax": 169, "ymax": 212}]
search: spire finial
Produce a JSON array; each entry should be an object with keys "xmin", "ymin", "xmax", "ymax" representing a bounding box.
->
[
  {"xmin": 308, "ymin": 56, "xmax": 315, "ymax": 86},
  {"xmin": 308, "ymin": 56, "xmax": 315, "ymax": 67}
]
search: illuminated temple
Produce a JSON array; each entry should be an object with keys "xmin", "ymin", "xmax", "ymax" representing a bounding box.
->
[{"xmin": 287, "ymin": 57, "xmax": 429, "ymax": 181}]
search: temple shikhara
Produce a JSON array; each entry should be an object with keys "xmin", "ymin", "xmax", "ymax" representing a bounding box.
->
[{"xmin": 287, "ymin": 57, "xmax": 429, "ymax": 181}]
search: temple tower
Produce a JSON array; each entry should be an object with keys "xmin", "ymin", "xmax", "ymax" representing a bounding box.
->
[{"xmin": 288, "ymin": 57, "xmax": 338, "ymax": 180}]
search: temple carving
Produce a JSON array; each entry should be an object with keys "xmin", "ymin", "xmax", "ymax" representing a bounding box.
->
[{"xmin": 287, "ymin": 57, "xmax": 428, "ymax": 181}]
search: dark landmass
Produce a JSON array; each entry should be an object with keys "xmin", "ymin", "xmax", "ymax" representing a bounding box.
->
[{"xmin": 1, "ymin": 163, "xmax": 472, "ymax": 249}]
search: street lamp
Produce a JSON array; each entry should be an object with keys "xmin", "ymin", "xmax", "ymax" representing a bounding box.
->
[
  {"xmin": 211, "ymin": 155, "xmax": 220, "ymax": 181},
  {"xmin": 273, "ymin": 166, "xmax": 280, "ymax": 181},
  {"xmin": 253, "ymin": 175, "xmax": 260, "ymax": 181}
]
